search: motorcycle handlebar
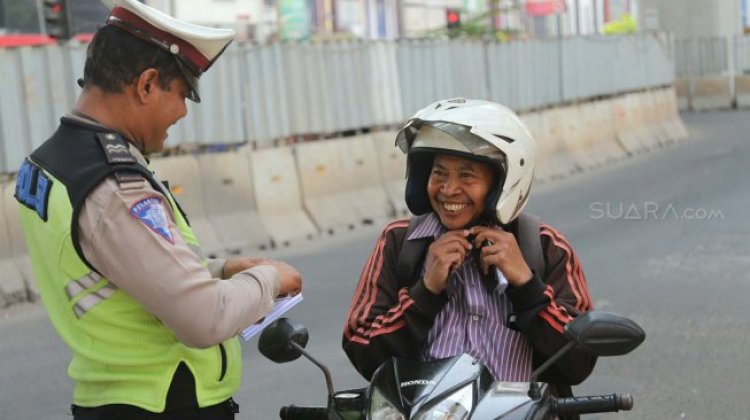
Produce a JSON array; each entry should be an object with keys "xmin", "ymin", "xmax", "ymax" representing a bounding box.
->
[
  {"xmin": 279, "ymin": 405, "xmax": 329, "ymax": 420},
  {"xmin": 552, "ymin": 393, "xmax": 633, "ymax": 415}
]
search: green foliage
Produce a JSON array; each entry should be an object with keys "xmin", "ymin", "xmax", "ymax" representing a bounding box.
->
[
  {"xmin": 427, "ymin": 1, "xmax": 523, "ymax": 41},
  {"xmin": 603, "ymin": 13, "xmax": 638, "ymax": 35}
]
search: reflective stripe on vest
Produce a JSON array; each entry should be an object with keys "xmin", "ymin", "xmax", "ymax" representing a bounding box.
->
[{"xmin": 72, "ymin": 283, "xmax": 118, "ymax": 318}]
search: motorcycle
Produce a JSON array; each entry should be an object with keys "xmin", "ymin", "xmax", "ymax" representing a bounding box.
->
[{"xmin": 258, "ymin": 311, "xmax": 645, "ymax": 419}]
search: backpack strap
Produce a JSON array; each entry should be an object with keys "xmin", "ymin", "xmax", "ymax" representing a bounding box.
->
[
  {"xmin": 396, "ymin": 214, "xmax": 433, "ymax": 285},
  {"xmin": 515, "ymin": 212, "xmax": 546, "ymax": 278}
]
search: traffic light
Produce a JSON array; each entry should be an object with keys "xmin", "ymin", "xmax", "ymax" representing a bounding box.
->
[
  {"xmin": 43, "ymin": 0, "xmax": 72, "ymax": 40},
  {"xmin": 446, "ymin": 9, "xmax": 461, "ymax": 30}
]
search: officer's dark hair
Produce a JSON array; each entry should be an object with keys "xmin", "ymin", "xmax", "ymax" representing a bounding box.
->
[{"xmin": 82, "ymin": 25, "xmax": 183, "ymax": 93}]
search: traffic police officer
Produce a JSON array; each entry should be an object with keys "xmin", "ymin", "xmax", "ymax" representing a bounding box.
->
[{"xmin": 14, "ymin": 0, "xmax": 302, "ymax": 418}]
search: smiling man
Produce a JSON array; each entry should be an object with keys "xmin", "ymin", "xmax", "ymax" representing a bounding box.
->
[
  {"xmin": 343, "ymin": 99, "xmax": 596, "ymax": 405},
  {"xmin": 14, "ymin": 0, "xmax": 301, "ymax": 418}
]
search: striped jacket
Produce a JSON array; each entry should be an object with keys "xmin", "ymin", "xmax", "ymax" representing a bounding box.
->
[{"xmin": 342, "ymin": 215, "xmax": 596, "ymax": 394}]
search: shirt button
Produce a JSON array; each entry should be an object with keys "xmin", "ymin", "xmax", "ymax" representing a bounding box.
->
[{"xmin": 471, "ymin": 314, "xmax": 480, "ymax": 321}]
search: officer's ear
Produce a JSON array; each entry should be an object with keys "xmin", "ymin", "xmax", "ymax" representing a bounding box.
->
[{"xmin": 135, "ymin": 68, "xmax": 161, "ymax": 104}]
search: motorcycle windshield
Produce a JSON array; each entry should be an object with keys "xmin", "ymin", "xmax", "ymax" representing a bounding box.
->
[{"xmin": 369, "ymin": 354, "xmax": 490, "ymax": 417}]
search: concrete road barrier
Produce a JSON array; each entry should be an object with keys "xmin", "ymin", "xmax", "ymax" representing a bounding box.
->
[
  {"xmin": 657, "ymin": 87, "xmax": 690, "ymax": 141},
  {"xmin": 372, "ymin": 130, "xmax": 410, "ymax": 217},
  {"xmin": 197, "ymin": 151, "xmax": 272, "ymax": 253},
  {"xmin": 249, "ymin": 146, "xmax": 318, "ymax": 247},
  {"xmin": 334, "ymin": 135, "xmax": 394, "ymax": 224},
  {"xmin": 649, "ymin": 89, "xmax": 674, "ymax": 146},
  {"xmin": 675, "ymin": 78, "xmax": 690, "ymax": 111},
  {"xmin": 520, "ymin": 112, "xmax": 553, "ymax": 183},
  {"xmin": 556, "ymin": 105, "xmax": 602, "ymax": 170},
  {"xmin": 691, "ymin": 76, "xmax": 733, "ymax": 111},
  {"xmin": 294, "ymin": 140, "xmax": 362, "ymax": 234},
  {"xmin": 1, "ymin": 182, "xmax": 31, "ymax": 305},
  {"xmin": 638, "ymin": 91, "xmax": 670, "ymax": 149},
  {"xmin": 734, "ymin": 75, "xmax": 750, "ymax": 108},
  {"xmin": 628, "ymin": 92, "xmax": 659, "ymax": 152},
  {"xmin": 576, "ymin": 101, "xmax": 627, "ymax": 168},
  {"xmin": 612, "ymin": 95, "xmax": 647, "ymax": 155},
  {"xmin": 535, "ymin": 109, "xmax": 581, "ymax": 180},
  {"xmin": 149, "ymin": 156, "xmax": 224, "ymax": 257}
]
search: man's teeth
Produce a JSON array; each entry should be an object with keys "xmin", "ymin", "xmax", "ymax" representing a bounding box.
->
[{"xmin": 443, "ymin": 203, "xmax": 468, "ymax": 212}]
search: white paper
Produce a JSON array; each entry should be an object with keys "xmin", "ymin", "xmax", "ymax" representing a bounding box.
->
[
  {"xmin": 495, "ymin": 268, "xmax": 509, "ymax": 294},
  {"xmin": 241, "ymin": 294, "xmax": 303, "ymax": 341}
]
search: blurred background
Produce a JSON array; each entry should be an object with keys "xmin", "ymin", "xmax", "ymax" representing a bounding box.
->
[
  {"xmin": 0, "ymin": 0, "xmax": 745, "ymax": 42},
  {"xmin": 1, "ymin": 2, "xmax": 749, "ymax": 419}
]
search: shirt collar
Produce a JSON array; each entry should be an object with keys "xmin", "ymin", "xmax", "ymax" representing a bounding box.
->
[
  {"xmin": 65, "ymin": 112, "xmax": 151, "ymax": 166},
  {"xmin": 407, "ymin": 212, "xmax": 446, "ymax": 241},
  {"xmin": 406, "ymin": 212, "xmax": 507, "ymax": 241}
]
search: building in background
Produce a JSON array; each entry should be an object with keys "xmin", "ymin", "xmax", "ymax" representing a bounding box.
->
[
  {"xmin": 638, "ymin": 0, "xmax": 741, "ymax": 39},
  {"xmin": 0, "ymin": 0, "xmax": 111, "ymax": 36},
  {"xmin": 147, "ymin": 0, "xmax": 264, "ymax": 40},
  {"xmin": 25, "ymin": 0, "xmax": 750, "ymax": 44},
  {"xmin": 526, "ymin": 0, "xmax": 639, "ymax": 38},
  {"xmin": 69, "ymin": 0, "xmax": 109, "ymax": 34},
  {"xmin": 0, "ymin": 0, "xmax": 43, "ymax": 33},
  {"xmin": 399, "ymin": 0, "xmax": 461, "ymax": 38}
]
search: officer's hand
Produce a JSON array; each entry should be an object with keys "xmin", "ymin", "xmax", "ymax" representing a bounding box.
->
[
  {"xmin": 273, "ymin": 260, "xmax": 302, "ymax": 297},
  {"xmin": 469, "ymin": 226, "xmax": 532, "ymax": 287},
  {"xmin": 224, "ymin": 257, "xmax": 302, "ymax": 296},
  {"xmin": 423, "ymin": 230, "xmax": 472, "ymax": 295},
  {"xmin": 222, "ymin": 257, "xmax": 265, "ymax": 278}
]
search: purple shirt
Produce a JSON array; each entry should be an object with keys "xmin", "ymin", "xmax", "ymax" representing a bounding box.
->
[{"xmin": 410, "ymin": 214, "xmax": 533, "ymax": 382}]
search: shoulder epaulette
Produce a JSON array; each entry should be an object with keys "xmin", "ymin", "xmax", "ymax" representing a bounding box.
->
[{"xmin": 96, "ymin": 132, "xmax": 137, "ymax": 165}]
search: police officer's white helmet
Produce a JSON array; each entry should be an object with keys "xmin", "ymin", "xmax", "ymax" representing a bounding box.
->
[{"xmin": 395, "ymin": 98, "xmax": 537, "ymax": 225}]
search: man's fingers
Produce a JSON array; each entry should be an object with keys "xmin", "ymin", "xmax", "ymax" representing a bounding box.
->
[
  {"xmin": 437, "ymin": 230, "xmax": 472, "ymax": 249},
  {"xmin": 434, "ymin": 237, "xmax": 472, "ymax": 252}
]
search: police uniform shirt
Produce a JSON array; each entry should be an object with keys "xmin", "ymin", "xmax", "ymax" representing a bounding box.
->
[{"xmin": 75, "ymin": 125, "xmax": 279, "ymax": 347}]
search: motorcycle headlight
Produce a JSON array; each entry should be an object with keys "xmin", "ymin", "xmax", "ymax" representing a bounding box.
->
[
  {"xmin": 369, "ymin": 387, "xmax": 406, "ymax": 420},
  {"xmin": 415, "ymin": 384, "xmax": 474, "ymax": 420}
]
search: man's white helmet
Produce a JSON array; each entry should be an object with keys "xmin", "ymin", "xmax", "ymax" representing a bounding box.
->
[{"xmin": 396, "ymin": 98, "xmax": 536, "ymax": 225}]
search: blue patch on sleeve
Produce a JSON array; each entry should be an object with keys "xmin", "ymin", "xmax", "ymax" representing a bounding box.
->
[
  {"xmin": 15, "ymin": 160, "xmax": 52, "ymax": 221},
  {"xmin": 129, "ymin": 197, "xmax": 174, "ymax": 243}
]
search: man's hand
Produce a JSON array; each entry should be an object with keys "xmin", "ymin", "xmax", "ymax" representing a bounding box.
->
[
  {"xmin": 273, "ymin": 260, "xmax": 302, "ymax": 297},
  {"xmin": 222, "ymin": 257, "xmax": 264, "ymax": 278},
  {"xmin": 469, "ymin": 226, "xmax": 532, "ymax": 287},
  {"xmin": 223, "ymin": 257, "xmax": 302, "ymax": 297},
  {"xmin": 423, "ymin": 230, "xmax": 472, "ymax": 294}
]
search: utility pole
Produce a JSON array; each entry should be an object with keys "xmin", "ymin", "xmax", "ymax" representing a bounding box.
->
[
  {"xmin": 35, "ymin": 0, "xmax": 47, "ymax": 34},
  {"xmin": 592, "ymin": 0, "xmax": 598, "ymax": 34},
  {"xmin": 489, "ymin": 0, "xmax": 499, "ymax": 33}
]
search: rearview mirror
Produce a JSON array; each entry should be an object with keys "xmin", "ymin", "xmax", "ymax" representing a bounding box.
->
[
  {"xmin": 258, "ymin": 318, "xmax": 309, "ymax": 363},
  {"xmin": 565, "ymin": 311, "xmax": 645, "ymax": 357}
]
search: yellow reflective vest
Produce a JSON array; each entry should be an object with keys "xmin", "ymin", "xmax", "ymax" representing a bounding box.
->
[{"xmin": 15, "ymin": 118, "xmax": 240, "ymax": 412}]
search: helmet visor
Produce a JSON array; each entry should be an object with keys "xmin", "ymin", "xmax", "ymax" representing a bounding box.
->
[{"xmin": 399, "ymin": 121, "xmax": 507, "ymax": 174}]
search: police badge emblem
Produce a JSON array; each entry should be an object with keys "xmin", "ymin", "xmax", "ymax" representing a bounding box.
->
[{"xmin": 129, "ymin": 196, "xmax": 174, "ymax": 243}]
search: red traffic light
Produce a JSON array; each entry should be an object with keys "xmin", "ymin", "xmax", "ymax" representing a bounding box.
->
[
  {"xmin": 43, "ymin": 0, "xmax": 72, "ymax": 40},
  {"xmin": 447, "ymin": 10, "xmax": 460, "ymax": 24},
  {"xmin": 446, "ymin": 9, "xmax": 461, "ymax": 29}
]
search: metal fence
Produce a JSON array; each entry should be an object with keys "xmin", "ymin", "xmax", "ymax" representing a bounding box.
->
[
  {"xmin": 674, "ymin": 37, "xmax": 731, "ymax": 78},
  {"xmin": 670, "ymin": 35, "xmax": 750, "ymax": 110},
  {"xmin": 672, "ymin": 35, "xmax": 750, "ymax": 77},
  {"xmin": 0, "ymin": 33, "xmax": 674, "ymax": 174}
]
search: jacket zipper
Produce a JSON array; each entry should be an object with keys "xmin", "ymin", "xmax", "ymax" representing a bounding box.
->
[{"xmin": 218, "ymin": 343, "xmax": 227, "ymax": 381}]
